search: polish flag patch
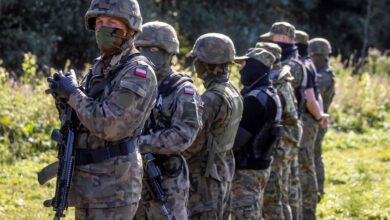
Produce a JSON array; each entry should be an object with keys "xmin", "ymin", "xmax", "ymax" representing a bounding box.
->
[
  {"xmin": 134, "ymin": 67, "xmax": 147, "ymax": 78},
  {"xmin": 184, "ymin": 87, "xmax": 194, "ymax": 95}
]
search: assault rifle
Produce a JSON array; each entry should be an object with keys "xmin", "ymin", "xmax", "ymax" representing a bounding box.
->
[
  {"xmin": 144, "ymin": 153, "xmax": 171, "ymax": 220},
  {"xmin": 38, "ymin": 106, "xmax": 78, "ymax": 220}
]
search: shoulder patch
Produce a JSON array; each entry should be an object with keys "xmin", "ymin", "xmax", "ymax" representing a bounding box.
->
[
  {"xmin": 134, "ymin": 67, "xmax": 147, "ymax": 78},
  {"xmin": 183, "ymin": 86, "xmax": 194, "ymax": 95}
]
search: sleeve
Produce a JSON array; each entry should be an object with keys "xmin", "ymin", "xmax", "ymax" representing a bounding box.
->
[
  {"xmin": 305, "ymin": 67, "xmax": 315, "ymax": 89},
  {"xmin": 182, "ymin": 91, "xmax": 229, "ymax": 158},
  {"xmin": 137, "ymin": 84, "xmax": 202, "ymax": 154},
  {"xmin": 67, "ymin": 65, "xmax": 157, "ymax": 142}
]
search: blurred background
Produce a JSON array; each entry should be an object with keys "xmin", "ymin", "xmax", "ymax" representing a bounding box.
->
[{"xmin": 0, "ymin": 0, "xmax": 389, "ymax": 219}]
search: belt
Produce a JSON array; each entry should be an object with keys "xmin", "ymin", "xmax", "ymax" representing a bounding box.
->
[{"xmin": 76, "ymin": 140, "xmax": 136, "ymax": 165}]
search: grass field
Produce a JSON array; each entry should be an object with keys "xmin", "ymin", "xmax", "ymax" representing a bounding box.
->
[{"xmin": 0, "ymin": 127, "xmax": 389, "ymax": 219}]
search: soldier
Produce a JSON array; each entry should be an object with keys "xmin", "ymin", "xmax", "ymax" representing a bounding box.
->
[
  {"xmin": 256, "ymin": 42, "xmax": 302, "ymax": 220},
  {"xmin": 230, "ymin": 47, "xmax": 281, "ymax": 219},
  {"xmin": 260, "ymin": 22, "xmax": 307, "ymax": 220},
  {"xmin": 308, "ymin": 38, "xmax": 335, "ymax": 199},
  {"xmin": 296, "ymin": 30, "xmax": 331, "ymax": 219},
  {"xmin": 183, "ymin": 33, "xmax": 243, "ymax": 219},
  {"xmin": 45, "ymin": 0, "xmax": 158, "ymax": 219},
  {"xmin": 133, "ymin": 21, "xmax": 203, "ymax": 219}
]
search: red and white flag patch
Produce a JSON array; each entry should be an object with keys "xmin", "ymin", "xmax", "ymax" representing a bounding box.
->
[
  {"xmin": 184, "ymin": 87, "xmax": 194, "ymax": 95},
  {"xmin": 134, "ymin": 67, "xmax": 147, "ymax": 78}
]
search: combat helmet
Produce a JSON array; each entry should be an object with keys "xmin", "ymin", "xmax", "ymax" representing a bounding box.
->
[
  {"xmin": 190, "ymin": 33, "xmax": 236, "ymax": 64},
  {"xmin": 308, "ymin": 38, "xmax": 332, "ymax": 55},
  {"xmin": 85, "ymin": 0, "xmax": 142, "ymax": 32},
  {"xmin": 135, "ymin": 21, "xmax": 179, "ymax": 54}
]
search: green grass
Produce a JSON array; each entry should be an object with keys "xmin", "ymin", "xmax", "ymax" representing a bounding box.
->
[
  {"xmin": 0, "ymin": 152, "xmax": 75, "ymax": 220},
  {"xmin": 317, "ymin": 128, "xmax": 390, "ymax": 219}
]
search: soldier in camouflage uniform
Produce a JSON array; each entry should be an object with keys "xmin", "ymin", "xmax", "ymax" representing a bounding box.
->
[
  {"xmin": 45, "ymin": 0, "xmax": 158, "ymax": 219},
  {"xmin": 230, "ymin": 48, "xmax": 281, "ymax": 220},
  {"xmin": 182, "ymin": 33, "xmax": 243, "ymax": 219},
  {"xmin": 256, "ymin": 42, "xmax": 302, "ymax": 220},
  {"xmin": 296, "ymin": 30, "xmax": 330, "ymax": 219},
  {"xmin": 260, "ymin": 22, "xmax": 306, "ymax": 220},
  {"xmin": 133, "ymin": 21, "xmax": 203, "ymax": 220},
  {"xmin": 309, "ymin": 38, "xmax": 335, "ymax": 199}
]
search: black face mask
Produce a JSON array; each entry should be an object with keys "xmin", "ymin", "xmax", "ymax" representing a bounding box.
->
[
  {"xmin": 297, "ymin": 43, "xmax": 308, "ymax": 58},
  {"xmin": 239, "ymin": 58, "xmax": 270, "ymax": 87},
  {"xmin": 311, "ymin": 55, "xmax": 329, "ymax": 70},
  {"xmin": 139, "ymin": 47, "xmax": 172, "ymax": 78},
  {"xmin": 276, "ymin": 42, "xmax": 297, "ymax": 60}
]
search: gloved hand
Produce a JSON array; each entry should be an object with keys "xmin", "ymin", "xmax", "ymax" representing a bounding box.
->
[{"xmin": 46, "ymin": 69, "xmax": 79, "ymax": 100}]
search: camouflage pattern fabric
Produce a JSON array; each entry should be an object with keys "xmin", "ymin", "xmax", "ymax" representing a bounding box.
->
[
  {"xmin": 261, "ymin": 22, "xmax": 296, "ymax": 40},
  {"xmin": 136, "ymin": 155, "xmax": 190, "ymax": 220},
  {"xmin": 230, "ymin": 168, "xmax": 271, "ymax": 220},
  {"xmin": 235, "ymin": 48, "xmax": 276, "ymax": 68},
  {"xmin": 264, "ymin": 65, "xmax": 302, "ymax": 220},
  {"xmin": 289, "ymin": 154, "xmax": 302, "ymax": 220},
  {"xmin": 295, "ymin": 30, "xmax": 309, "ymax": 45},
  {"xmin": 85, "ymin": 0, "xmax": 143, "ymax": 32},
  {"xmin": 308, "ymin": 38, "xmax": 332, "ymax": 55},
  {"xmin": 255, "ymin": 42, "xmax": 282, "ymax": 60},
  {"xmin": 66, "ymin": 47, "xmax": 157, "ymax": 209},
  {"xmin": 314, "ymin": 67, "xmax": 335, "ymax": 196},
  {"xmin": 184, "ymin": 75, "xmax": 243, "ymax": 219},
  {"xmin": 299, "ymin": 113, "xmax": 319, "ymax": 220},
  {"xmin": 135, "ymin": 67, "xmax": 203, "ymax": 219},
  {"xmin": 190, "ymin": 33, "xmax": 236, "ymax": 64},
  {"xmin": 135, "ymin": 21, "xmax": 180, "ymax": 54},
  {"xmin": 75, "ymin": 203, "xmax": 138, "ymax": 220}
]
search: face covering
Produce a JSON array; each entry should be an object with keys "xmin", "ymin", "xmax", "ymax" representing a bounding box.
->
[
  {"xmin": 239, "ymin": 58, "xmax": 270, "ymax": 87},
  {"xmin": 297, "ymin": 43, "xmax": 308, "ymax": 58},
  {"xmin": 311, "ymin": 55, "xmax": 329, "ymax": 70},
  {"xmin": 96, "ymin": 26, "xmax": 129, "ymax": 55},
  {"xmin": 139, "ymin": 47, "xmax": 172, "ymax": 72},
  {"xmin": 276, "ymin": 42, "xmax": 297, "ymax": 60}
]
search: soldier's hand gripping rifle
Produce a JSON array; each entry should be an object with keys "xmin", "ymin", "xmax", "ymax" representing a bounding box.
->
[
  {"xmin": 144, "ymin": 153, "xmax": 172, "ymax": 220},
  {"xmin": 38, "ymin": 106, "xmax": 78, "ymax": 220}
]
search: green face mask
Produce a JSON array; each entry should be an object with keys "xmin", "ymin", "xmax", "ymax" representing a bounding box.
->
[{"xmin": 96, "ymin": 26, "xmax": 128, "ymax": 55}]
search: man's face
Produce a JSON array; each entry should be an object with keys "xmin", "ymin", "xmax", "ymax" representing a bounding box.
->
[{"xmin": 95, "ymin": 16, "xmax": 128, "ymax": 35}]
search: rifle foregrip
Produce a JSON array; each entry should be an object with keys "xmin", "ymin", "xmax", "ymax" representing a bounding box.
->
[{"xmin": 38, "ymin": 161, "xmax": 59, "ymax": 185}]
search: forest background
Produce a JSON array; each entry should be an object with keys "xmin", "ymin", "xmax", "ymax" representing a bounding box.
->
[{"xmin": 0, "ymin": 0, "xmax": 389, "ymax": 219}]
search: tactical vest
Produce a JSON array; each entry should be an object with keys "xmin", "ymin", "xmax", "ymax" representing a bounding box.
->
[
  {"xmin": 244, "ymin": 86, "xmax": 282, "ymax": 160},
  {"xmin": 204, "ymin": 81, "xmax": 243, "ymax": 177},
  {"xmin": 282, "ymin": 58, "xmax": 307, "ymax": 116},
  {"xmin": 271, "ymin": 67, "xmax": 299, "ymax": 125},
  {"xmin": 150, "ymin": 72, "xmax": 193, "ymax": 130},
  {"xmin": 74, "ymin": 53, "xmax": 153, "ymax": 165}
]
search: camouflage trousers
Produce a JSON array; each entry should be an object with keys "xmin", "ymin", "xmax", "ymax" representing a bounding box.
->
[
  {"xmin": 289, "ymin": 152, "xmax": 302, "ymax": 220},
  {"xmin": 75, "ymin": 203, "xmax": 138, "ymax": 220},
  {"xmin": 230, "ymin": 168, "xmax": 271, "ymax": 220},
  {"xmin": 135, "ymin": 155, "xmax": 190, "ymax": 220},
  {"xmin": 299, "ymin": 113, "xmax": 319, "ymax": 220},
  {"xmin": 187, "ymin": 173, "xmax": 231, "ymax": 219},
  {"xmin": 263, "ymin": 138, "xmax": 297, "ymax": 220},
  {"xmin": 314, "ymin": 127, "xmax": 327, "ymax": 197}
]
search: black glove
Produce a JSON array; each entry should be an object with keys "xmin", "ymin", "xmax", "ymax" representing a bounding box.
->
[{"xmin": 46, "ymin": 70, "xmax": 79, "ymax": 100}]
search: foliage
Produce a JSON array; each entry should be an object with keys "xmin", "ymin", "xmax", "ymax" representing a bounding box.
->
[
  {"xmin": 0, "ymin": 54, "xmax": 59, "ymax": 164},
  {"xmin": 1, "ymin": 0, "xmax": 390, "ymax": 75}
]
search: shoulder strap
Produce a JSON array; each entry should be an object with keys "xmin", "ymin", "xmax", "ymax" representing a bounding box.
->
[{"xmin": 158, "ymin": 73, "xmax": 193, "ymax": 97}]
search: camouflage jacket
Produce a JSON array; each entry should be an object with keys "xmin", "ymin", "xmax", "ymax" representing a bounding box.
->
[
  {"xmin": 317, "ymin": 66, "xmax": 335, "ymax": 113},
  {"xmin": 136, "ymin": 67, "xmax": 203, "ymax": 155},
  {"xmin": 66, "ymin": 47, "xmax": 158, "ymax": 208},
  {"xmin": 270, "ymin": 65, "xmax": 301, "ymax": 145},
  {"xmin": 184, "ymin": 75, "xmax": 243, "ymax": 182}
]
